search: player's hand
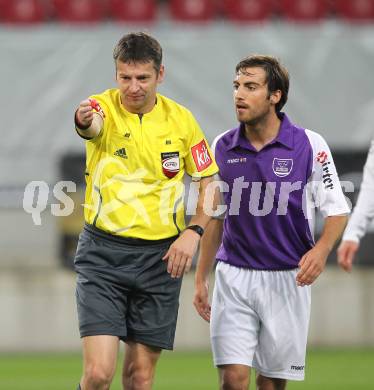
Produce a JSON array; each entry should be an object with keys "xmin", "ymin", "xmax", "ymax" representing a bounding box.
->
[
  {"xmin": 337, "ymin": 240, "xmax": 359, "ymax": 273},
  {"xmin": 296, "ymin": 245, "xmax": 329, "ymax": 286},
  {"xmin": 76, "ymin": 99, "xmax": 94, "ymax": 128},
  {"xmin": 193, "ymin": 280, "xmax": 211, "ymax": 322},
  {"xmin": 162, "ymin": 229, "xmax": 200, "ymax": 278}
]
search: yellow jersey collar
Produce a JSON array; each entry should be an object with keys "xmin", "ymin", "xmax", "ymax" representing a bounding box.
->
[{"xmin": 118, "ymin": 92, "xmax": 164, "ymax": 122}]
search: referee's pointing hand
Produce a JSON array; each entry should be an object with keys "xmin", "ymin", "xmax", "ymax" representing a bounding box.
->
[{"xmin": 76, "ymin": 99, "xmax": 94, "ymax": 128}]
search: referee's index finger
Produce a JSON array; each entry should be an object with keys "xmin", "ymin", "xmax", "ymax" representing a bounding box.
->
[
  {"xmin": 162, "ymin": 248, "xmax": 170, "ymax": 260},
  {"xmin": 79, "ymin": 106, "xmax": 93, "ymax": 115},
  {"xmin": 79, "ymin": 99, "xmax": 92, "ymax": 107}
]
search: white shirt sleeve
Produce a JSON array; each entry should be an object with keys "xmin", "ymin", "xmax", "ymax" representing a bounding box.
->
[
  {"xmin": 305, "ymin": 130, "xmax": 350, "ymax": 218},
  {"xmin": 342, "ymin": 140, "xmax": 374, "ymax": 243}
]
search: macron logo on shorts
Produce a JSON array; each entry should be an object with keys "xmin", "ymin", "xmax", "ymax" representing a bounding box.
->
[
  {"xmin": 291, "ymin": 365, "xmax": 305, "ymax": 371},
  {"xmin": 192, "ymin": 140, "xmax": 212, "ymax": 172}
]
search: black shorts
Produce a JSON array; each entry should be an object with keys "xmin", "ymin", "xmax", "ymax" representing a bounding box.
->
[{"xmin": 74, "ymin": 224, "xmax": 182, "ymax": 350}]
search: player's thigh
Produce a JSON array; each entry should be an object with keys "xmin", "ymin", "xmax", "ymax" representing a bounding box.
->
[
  {"xmin": 211, "ymin": 262, "xmax": 260, "ymax": 367},
  {"xmin": 82, "ymin": 335, "xmax": 120, "ymax": 378},
  {"xmin": 254, "ymin": 270, "xmax": 311, "ymax": 380}
]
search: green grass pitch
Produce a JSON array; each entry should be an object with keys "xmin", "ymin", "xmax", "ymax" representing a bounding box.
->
[{"xmin": 0, "ymin": 349, "xmax": 373, "ymax": 389}]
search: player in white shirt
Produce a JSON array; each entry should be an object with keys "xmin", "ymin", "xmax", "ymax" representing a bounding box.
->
[{"xmin": 338, "ymin": 141, "xmax": 374, "ymax": 271}]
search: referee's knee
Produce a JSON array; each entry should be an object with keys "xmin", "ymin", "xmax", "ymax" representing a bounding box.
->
[
  {"xmin": 122, "ymin": 365, "xmax": 155, "ymax": 390},
  {"xmin": 82, "ymin": 363, "xmax": 114, "ymax": 389}
]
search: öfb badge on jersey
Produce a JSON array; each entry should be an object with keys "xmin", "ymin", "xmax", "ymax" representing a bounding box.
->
[{"xmin": 161, "ymin": 152, "xmax": 180, "ymax": 178}]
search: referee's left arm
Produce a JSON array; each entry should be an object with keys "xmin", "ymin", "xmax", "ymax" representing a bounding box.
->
[{"xmin": 162, "ymin": 175, "xmax": 216, "ymax": 279}]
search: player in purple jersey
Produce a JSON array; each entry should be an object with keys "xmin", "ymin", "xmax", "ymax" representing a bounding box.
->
[{"xmin": 194, "ymin": 55, "xmax": 349, "ymax": 389}]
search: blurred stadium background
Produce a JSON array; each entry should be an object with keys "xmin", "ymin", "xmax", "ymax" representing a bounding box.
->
[{"xmin": 1, "ymin": 0, "xmax": 374, "ymax": 388}]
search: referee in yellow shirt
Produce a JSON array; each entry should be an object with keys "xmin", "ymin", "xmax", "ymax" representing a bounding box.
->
[{"xmin": 73, "ymin": 32, "xmax": 218, "ymax": 390}]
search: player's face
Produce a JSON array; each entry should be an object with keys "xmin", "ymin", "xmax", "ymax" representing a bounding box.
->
[
  {"xmin": 233, "ymin": 67, "xmax": 273, "ymax": 125},
  {"xmin": 116, "ymin": 60, "xmax": 164, "ymax": 114}
]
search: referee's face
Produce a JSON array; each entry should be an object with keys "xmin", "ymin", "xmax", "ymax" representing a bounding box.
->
[
  {"xmin": 116, "ymin": 60, "xmax": 164, "ymax": 114},
  {"xmin": 233, "ymin": 67, "xmax": 275, "ymax": 126}
]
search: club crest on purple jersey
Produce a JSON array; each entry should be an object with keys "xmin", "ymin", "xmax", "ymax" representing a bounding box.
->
[{"xmin": 272, "ymin": 158, "xmax": 293, "ymax": 177}]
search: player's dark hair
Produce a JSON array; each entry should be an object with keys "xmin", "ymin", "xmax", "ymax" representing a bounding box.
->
[
  {"xmin": 236, "ymin": 55, "xmax": 289, "ymax": 112},
  {"xmin": 113, "ymin": 32, "xmax": 162, "ymax": 72}
]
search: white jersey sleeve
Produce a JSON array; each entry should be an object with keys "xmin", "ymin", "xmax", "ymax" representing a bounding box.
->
[
  {"xmin": 342, "ymin": 140, "xmax": 374, "ymax": 243},
  {"xmin": 305, "ymin": 130, "xmax": 350, "ymax": 218}
]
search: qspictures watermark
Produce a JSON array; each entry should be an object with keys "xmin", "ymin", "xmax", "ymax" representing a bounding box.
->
[
  {"xmin": 23, "ymin": 181, "xmax": 76, "ymax": 225},
  {"xmin": 21, "ymin": 176, "xmax": 354, "ymax": 227}
]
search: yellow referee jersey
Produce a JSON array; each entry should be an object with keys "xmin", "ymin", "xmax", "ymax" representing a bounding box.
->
[{"xmin": 82, "ymin": 89, "xmax": 218, "ymax": 239}]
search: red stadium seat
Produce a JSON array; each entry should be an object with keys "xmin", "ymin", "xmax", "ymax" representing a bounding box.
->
[
  {"xmin": 0, "ymin": 0, "xmax": 46, "ymax": 24},
  {"xmin": 52, "ymin": 0, "xmax": 107, "ymax": 23},
  {"xmin": 333, "ymin": 0, "xmax": 374, "ymax": 21},
  {"xmin": 222, "ymin": 0, "xmax": 274, "ymax": 22},
  {"xmin": 109, "ymin": 0, "xmax": 156, "ymax": 22},
  {"xmin": 169, "ymin": 0, "xmax": 217, "ymax": 22},
  {"xmin": 279, "ymin": 0, "xmax": 330, "ymax": 22}
]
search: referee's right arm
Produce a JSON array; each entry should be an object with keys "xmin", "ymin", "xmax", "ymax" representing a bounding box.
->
[{"xmin": 75, "ymin": 99, "xmax": 103, "ymax": 139}]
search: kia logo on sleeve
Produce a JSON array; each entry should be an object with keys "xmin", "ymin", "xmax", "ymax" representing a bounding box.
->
[{"xmin": 191, "ymin": 140, "xmax": 212, "ymax": 172}]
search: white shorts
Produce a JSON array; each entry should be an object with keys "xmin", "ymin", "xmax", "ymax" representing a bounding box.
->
[{"xmin": 210, "ymin": 261, "xmax": 311, "ymax": 381}]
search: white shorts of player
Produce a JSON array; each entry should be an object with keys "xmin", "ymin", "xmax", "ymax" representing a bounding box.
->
[{"xmin": 210, "ymin": 261, "xmax": 311, "ymax": 381}]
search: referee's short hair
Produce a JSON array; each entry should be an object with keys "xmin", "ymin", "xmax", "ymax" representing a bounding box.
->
[
  {"xmin": 236, "ymin": 55, "xmax": 289, "ymax": 113},
  {"xmin": 113, "ymin": 32, "xmax": 162, "ymax": 72}
]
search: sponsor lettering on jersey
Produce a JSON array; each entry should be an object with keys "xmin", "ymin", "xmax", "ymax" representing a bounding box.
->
[
  {"xmin": 161, "ymin": 152, "xmax": 180, "ymax": 178},
  {"xmin": 316, "ymin": 151, "xmax": 334, "ymax": 189},
  {"xmin": 226, "ymin": 157, "xmax": 247, "ymax": 164},
  {"xmin": 192, "ymin": 140, "xmax": 212, "ymax": 172},
  {"xmin": 316, "ymin": 151, "xmax": 328, "ymax": 164}
]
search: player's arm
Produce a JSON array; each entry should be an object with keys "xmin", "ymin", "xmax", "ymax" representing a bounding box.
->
[
  {"xmin": 162, "ymin": 175, "xmax": 216, "ymax": 279},
  {"xmin": 296, "ymin": 215, "xmax": 347, "ymax": 286},
  {"xmin": 298, "ymin": 131, "xmax": 350, "ymax": 285},
  {"xmin": 163, "ymin": 109, "xmax": 220, "ymax": 279},
  {"xmin": 74, "ymin": 99, "xmax": 103, "ymax": 139},
  {"xmin": 193, "ymin": 217, "xmax": 223, "ymax": 322},
  {"xmin": 337, "ymin": 240, "xmax": 359, "ymax": 273},
  {"xmin": 337, "ymin": 140, "xmax": 374, "ymax": 272}
]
